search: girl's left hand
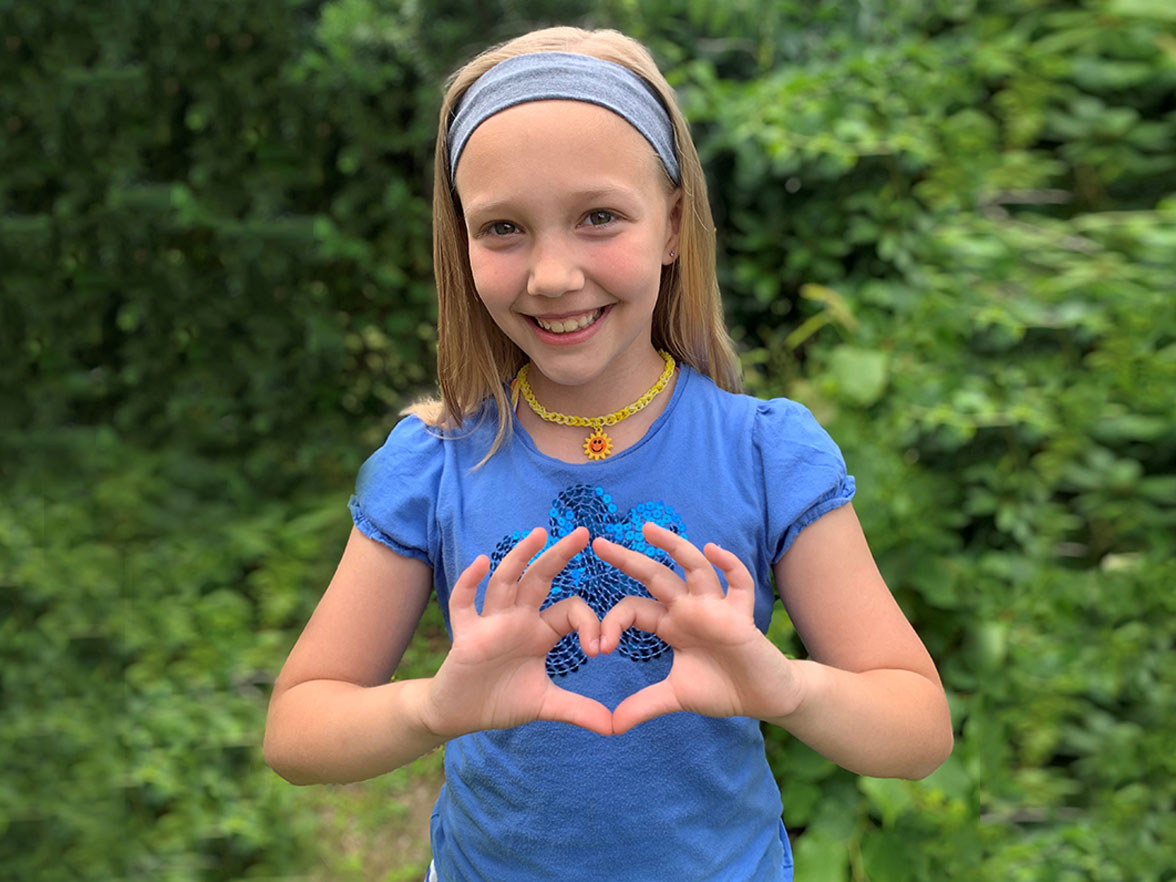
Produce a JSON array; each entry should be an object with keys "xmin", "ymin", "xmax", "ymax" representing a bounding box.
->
[{"xmin": 594, "ymin": 523, "xmax": 805, "ymax": 735}]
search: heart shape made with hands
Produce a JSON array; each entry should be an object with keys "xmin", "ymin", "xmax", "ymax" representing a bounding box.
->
[
  {"xmin": 451, "ymin": 483, "xmax": 773, "ymax": 737},
  {"xmin": 488, "ymin": 483, "xmax": 687, "ymax": 677}
]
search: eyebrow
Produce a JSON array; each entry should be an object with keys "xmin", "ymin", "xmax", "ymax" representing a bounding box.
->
[{"xmin": 462, "ymin": 186, "xmax": 642, "ymax": 220}]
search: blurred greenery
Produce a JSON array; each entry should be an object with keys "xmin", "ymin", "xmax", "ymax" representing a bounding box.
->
[{"xmin": 3, "ymin": 0, "xmax": 1174, "ymax": 879}]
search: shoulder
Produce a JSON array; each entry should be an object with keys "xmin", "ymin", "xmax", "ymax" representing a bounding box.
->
[
  {"xmin": 354, "ymin": 402, "xmax": 512, "ymax": 501},
  {"xmin": 349, "ymin": 412, "xmax": 474, "ymax": 564},
  {"xmin": 670, "ymin": 369, "xmax": 855, "ymax": 561},
  {"xmin": 749, "ymin": 395, "xmax": 855, "ymax": 560},
  {"xmin": 679, "ymin": 369, "xmax": 836, "ymax": 451},
  {"xmin": 357, "ymin": 414, "xmax": 445, "ymax": 488},
  {"xmin": 358, "ymin": 402, "xmax": 500, "ymax": 478},
  {"xmin": 752, "ymin": 396, "xmax": 844, "ymax": 459},
  {"xmin": 675, "ymin": 366, "xmax": 759, "ymax": 423}
]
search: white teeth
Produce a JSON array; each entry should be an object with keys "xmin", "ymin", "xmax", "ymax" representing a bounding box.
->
[{"xmin": 536, "ymin": 308, "xmax": 602, "ymax": 334}]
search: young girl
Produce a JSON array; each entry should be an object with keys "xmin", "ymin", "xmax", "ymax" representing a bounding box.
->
[{"xmin": 264, "ymin": 26, "xmax": 953, "ymax": 882}]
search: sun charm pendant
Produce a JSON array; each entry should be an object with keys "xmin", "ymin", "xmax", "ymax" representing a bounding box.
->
[{"xmin": 583, "ymin": 427, "xmax": 613, "ymax": 460}]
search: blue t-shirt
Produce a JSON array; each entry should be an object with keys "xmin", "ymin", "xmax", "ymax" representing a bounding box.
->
[{"xmin": 350, "ymin": 366, "xmax": 854, "ymax": 882}]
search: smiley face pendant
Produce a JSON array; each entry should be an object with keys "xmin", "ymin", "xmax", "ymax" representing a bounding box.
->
[{"xmin": 583, "ymin": 427, "xmax": 613, "ymax": 460}]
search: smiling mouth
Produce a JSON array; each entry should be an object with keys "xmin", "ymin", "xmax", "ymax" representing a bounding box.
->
[{"xmin": 533, "ymin": 307, "xmax": 604, "ymax": 334}]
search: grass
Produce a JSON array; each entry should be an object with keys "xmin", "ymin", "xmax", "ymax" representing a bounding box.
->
[{"xmin": 308, "ymin": 750, "xmax": 445, "ymax": 882}]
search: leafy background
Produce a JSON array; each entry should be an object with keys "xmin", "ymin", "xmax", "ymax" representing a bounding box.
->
[{"xmin": 2, "ymin": 0, "xmax": 1174, "ymax": 879}]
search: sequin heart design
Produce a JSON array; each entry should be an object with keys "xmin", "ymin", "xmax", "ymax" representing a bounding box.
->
[{"xmin": 488, "ymin": 483, "xmax": 687, "ymax": 677}]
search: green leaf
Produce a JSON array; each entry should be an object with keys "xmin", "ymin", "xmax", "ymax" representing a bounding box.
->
[
  {"xmin": 859, "ymin": 777, "xmax": 916, "ymax": 828},
  {"xmin": 829, "ymin": 346, "xmax": 890, "ymax": 406},
  {"xmin": 860, "ymin": 829, "xmax": 914, "ymax": 882},
  {"xmin": 1107, "ymin": 0, "xmax": 1176, "ymax": 21},
  {"xmin": 793, "ymin": 830, "xmax": 849, "ymax": 882}
]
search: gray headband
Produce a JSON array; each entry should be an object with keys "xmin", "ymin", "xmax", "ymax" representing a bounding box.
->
[{"xmin": 447, "ymin": 51, "xmax": 680, "ymax": 185}]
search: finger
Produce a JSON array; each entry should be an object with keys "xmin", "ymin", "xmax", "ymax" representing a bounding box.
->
[
  {"xmin": 599, "ymin": 595, "xmax": 665, "ymax": 655},
  {"xmin": 537, "ymin": 686, "xmax": 614, "ymax": 737},
  {"xmin": 641, "ymin": 523, "xmax": 724, "ymax": 597},
  {"xmin": 448, "ymin": 554, "xmax": 490, "ymax": 630},
  {"xmin": 703, "ymin": 542, "xmax": 757, "ymax": 614},
  {"xmin": 517, "ymin": 526, "xmax": 590, "ymax": 608},
  {"xmin": 539, "ymin": 595, "xmax": 601, "ymax": 657},
  {"xmin": 592, "ymin": 535, "xmax": 685, "ymax": 602},
  {"xmin": 611, "ymin": 681, "xmax": 682, "ymax": 735},
  {"xmin": 483, "ymin": 527, "xmax": 547, "ymax": 612}
]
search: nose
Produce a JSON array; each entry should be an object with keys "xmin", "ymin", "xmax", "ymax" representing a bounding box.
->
[{"xmin": 527, "ymin": 235, "xmax": 585, "ymax": 298}]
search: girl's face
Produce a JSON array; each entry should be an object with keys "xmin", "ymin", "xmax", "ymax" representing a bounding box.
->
[{"xmin": 454, "ymin": 99, "xmax": 681, "ymax": 398}]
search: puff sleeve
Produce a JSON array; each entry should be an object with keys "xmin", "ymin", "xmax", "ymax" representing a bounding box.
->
[
  {"xmin": 754, "ymin": 399, "xmax": 856, "ymax": 563},
  {"xmin": 348, "ymin": 416, "xmax": 442, "ymax": 566}
]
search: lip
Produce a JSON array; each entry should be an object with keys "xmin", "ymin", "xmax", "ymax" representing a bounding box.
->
[{"xmin": 528, "ymin": 304, "xmax": 611, "ymax": 345}]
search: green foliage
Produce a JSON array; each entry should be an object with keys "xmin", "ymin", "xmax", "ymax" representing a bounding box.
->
[
  {"xmin": 0, "ymin": 0, "xmax": 590, "ymax": 475},
  {"xmin": 4, "ymin": 0, "xmax": 1174, "ymax": 879},
  {"xmin": 2, "ymin": 428, "xmax": 325, "ymax": 877},
  {"xmin": 641, "ymin": 0, "xmax": 1176, "ymax": 877}
]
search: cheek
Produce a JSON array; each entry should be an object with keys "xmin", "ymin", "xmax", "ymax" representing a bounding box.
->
[
  {"xmin": 468, "ymin": 248, "xmax": 522, "ymax": 307},
  {"xmin": 591, "ymin": 239, "xmax": 661, "ymax": 295}
]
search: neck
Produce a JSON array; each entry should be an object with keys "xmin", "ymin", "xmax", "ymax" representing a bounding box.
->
[{"xmin": 523, "ymin": 346, "xmax": 668, "ymax": 417}]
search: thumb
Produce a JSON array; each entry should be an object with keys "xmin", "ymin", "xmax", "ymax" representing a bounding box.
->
[
  {"xmin": 537, "ymin": 686, "xmax": 614, "ymax": 736},
  {"xmin": 610, "ymin": 680, "xmax": 682, "ymax": 735}
]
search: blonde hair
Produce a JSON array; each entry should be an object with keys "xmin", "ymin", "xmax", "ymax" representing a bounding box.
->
[{"xmin": 414, "ymin": 26, "xmax": 741, "ymax": 457}]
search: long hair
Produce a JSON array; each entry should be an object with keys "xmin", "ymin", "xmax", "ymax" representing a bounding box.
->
[{"xmin": 417, "ymin": 26, "xmax": 741, "ymax": 458}]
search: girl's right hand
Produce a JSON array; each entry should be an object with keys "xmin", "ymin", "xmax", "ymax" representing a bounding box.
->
[{"xmin": 419, "ymin": 526, "xmax": 613, "ymax": 738}]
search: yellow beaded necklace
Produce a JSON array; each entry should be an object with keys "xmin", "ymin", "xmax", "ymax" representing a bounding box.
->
[{"xmin": 513, "ymin": 350, "xmax": 677, "ymax": 460}]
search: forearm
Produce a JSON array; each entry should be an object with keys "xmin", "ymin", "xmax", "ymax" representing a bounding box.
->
[
  {"xmin": 264, "ymin": 677, "xmax": 444, "ymax": 785},
  {"xmin": 766, "ymin": 660, "xmax": 953, "ymax": 780}
]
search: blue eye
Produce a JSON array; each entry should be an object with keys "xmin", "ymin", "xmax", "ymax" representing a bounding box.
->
[{"xmin": 486, "ymin": 221, "xmax": 519, "ymax": 236}]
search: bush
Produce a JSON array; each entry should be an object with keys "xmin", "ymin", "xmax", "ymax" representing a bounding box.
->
[
  {"xmin": 3, "ymin": 0, "xmax": 1173, "ymax": 878},
  {"xmin": 634, "ymin": 1, "xmax": 1176, "ymax": 877}
]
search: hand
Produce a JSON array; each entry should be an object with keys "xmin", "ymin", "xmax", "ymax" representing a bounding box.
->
[
  {"xmin": 421, "ymin": 526, "xmax": 613, "ymax": 738},
  {"xmin": 594, "ymin": 523, "xmax": 804, "ymax": 735}
]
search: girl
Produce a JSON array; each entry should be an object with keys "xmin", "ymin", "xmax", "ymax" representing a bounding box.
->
[{"xmin": 264, "ymin": 26, "xmax": 953, "ymax": 882}]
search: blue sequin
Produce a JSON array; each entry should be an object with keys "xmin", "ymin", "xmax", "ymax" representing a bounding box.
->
[{"xmin": 488, "ymin": 483, "xmax": 688, "ymax": 677}]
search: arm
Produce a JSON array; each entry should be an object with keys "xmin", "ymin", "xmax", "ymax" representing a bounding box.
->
[
  {"xmin": 595, "ymin": 506, "xmax": 952, "ymax": 780},
  {"xmin": 263, "ymin": 527, "xmax": 444, "ymax": 785},
  {"xmin": 768, "ymin": 503, "xmax": 953, "ymax": 779},
  {"xmin": 264, "ymin": 525, "xmax": 613, "ymax": 786}
]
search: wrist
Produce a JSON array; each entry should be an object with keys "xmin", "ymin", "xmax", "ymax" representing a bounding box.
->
[
  {"xmin": 404, "ymin": 677, "xmax": 448, "ymax": 741},
  {"xmin": 736, "ymin": 635, "xmax": 811, "ymax": 723},
  {"xmin": 765, "ymin": 657, "xmax": 820, "ymax": 723}
]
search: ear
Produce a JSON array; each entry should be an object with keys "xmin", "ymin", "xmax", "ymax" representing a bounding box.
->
[{"xmin": 663, "ymin": 188, "xmax": 683, "ymax": 264}]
